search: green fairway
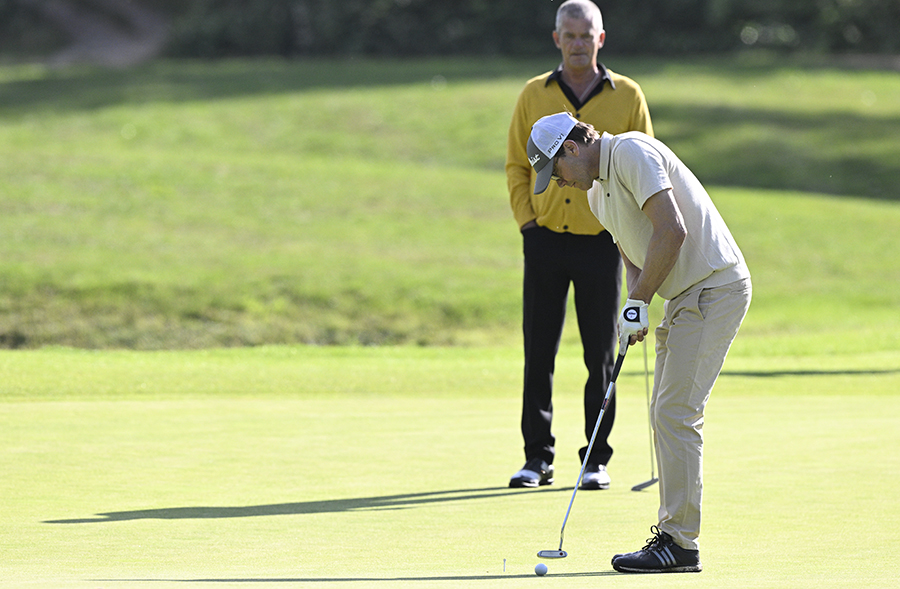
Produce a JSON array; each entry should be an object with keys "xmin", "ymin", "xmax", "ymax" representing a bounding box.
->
[
  {"xmin": 2, "ymin": 55, "xmax": 899, "ymax": 587},
  {"xmin": 2, "ymin": 345, "xmax": 899, "ymax": 587}
]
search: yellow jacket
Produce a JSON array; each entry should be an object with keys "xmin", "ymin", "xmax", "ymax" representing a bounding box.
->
[{"xmin": 506, "ymin": 65, "xmax": 653, "ymax": 234}]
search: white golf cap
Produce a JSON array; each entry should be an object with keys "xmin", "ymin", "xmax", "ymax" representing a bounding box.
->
[{"xmin": 527, "ymin": 112, "xmax": 578, "ymax": 194}]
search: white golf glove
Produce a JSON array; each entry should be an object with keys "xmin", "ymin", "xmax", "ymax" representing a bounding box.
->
[{"xmin": 619, "ymin": 298, "xmax": 649, "ymax": 347}]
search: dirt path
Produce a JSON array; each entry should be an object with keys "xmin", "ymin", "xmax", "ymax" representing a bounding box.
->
[{"xmin": 19, "ymin": 0, "xmax": 168, "ymax": 67}]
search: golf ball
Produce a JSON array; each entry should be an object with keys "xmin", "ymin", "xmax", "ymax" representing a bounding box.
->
[{"xmin": 535, "ymin": 563, "xmax": 548, "ymax": 576}]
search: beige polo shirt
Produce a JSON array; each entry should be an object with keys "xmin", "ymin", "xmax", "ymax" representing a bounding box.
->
[{"xmin": 587, "ymin": 132, "xmax": 749, "ymax": 300}]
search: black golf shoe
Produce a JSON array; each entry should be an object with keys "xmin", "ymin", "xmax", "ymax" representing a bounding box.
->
[
  {"xmin": 508, "ymin": 458, "xmax": 554, "ymax": 488},
  {"xmin": 611, "ymin": 526, "xmax": 702, "ymax": 573},
  {"xmin": 579, "ymin": 464, "xmax": 610, "ymax": 490}
]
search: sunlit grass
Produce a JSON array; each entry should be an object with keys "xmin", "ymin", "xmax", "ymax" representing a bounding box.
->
[{"xmin": 0, "ymin": 56, "xmax": 898, "ymax": 348}]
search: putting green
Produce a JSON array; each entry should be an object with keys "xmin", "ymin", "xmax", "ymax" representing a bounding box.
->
[{"xmin": 2, "ymin": 345, "xmax": 898, "ymax": 587}]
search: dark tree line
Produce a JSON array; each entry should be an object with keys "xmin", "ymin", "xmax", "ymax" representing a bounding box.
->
[
  {"xmin": 3, "ymin": 0, "xmax": 899, "ymax": 59},
  {"xmin": 164, "ymin": 0, "xmax": 900, "ymax": 58}
]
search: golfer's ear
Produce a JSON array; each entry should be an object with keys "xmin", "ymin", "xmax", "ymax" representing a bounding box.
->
[{"xmin": 564, "ymin": 140, "xmax": 579, "ymax": 157}]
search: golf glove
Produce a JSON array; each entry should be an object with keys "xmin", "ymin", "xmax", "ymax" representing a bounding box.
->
[{"xmin": 619, "ymin": 298, "xmax": 649, "ymax": 346}]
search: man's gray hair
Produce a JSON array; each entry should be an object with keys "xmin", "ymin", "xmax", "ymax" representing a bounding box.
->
[{"xmin": 555, "ymin": 0, "xmax": 604, "ymax": 33}]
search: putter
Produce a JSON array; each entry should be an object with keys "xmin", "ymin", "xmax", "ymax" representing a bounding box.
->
[
  {"xmin": 537, "ymin": 335, "xmax": 630, "ymax": 560},
  {"xmin": 631, "ymin": 339, "xmax": 659, "ymax": 492}
]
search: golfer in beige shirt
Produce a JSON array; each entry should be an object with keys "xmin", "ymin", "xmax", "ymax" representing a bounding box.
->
[{"xmin": 527, "ymin": 112, "xmax": 752, "ymax": 573}]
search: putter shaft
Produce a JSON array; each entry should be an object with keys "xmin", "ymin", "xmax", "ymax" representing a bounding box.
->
[{"xmin": 539, "ymin": 339, "xmax": 629, "ymax": 559}]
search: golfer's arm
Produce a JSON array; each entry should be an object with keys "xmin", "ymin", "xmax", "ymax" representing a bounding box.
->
[
  {"xmin": 628, "ymin": 189, "xmax": 686, "ymax": 304},
  {"xmin": 618, "ymin": 245, "xmax": 643, "ymax": 295}
]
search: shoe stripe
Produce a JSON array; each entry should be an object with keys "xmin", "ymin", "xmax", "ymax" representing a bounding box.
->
[{"xmin": 652, "ymin": 546, "xmax": 675, "ymax": 567}]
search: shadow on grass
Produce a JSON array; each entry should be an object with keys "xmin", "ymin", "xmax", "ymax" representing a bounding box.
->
[
  {"xmin": 653, "ymin": 103, "xmax": 900, "ymax": 201},
  {"xmin": 721, "ymin": 368, "xmax": 900, "ymax": 378},
  {"xmin": 0, "ymin": 58, "xmax": 543, "ymax": 113},
  {"xmin": 101, "ymin": 572, "xmax": 616, "ymax": 583},
  {"xmin": 44, "ymin": 486, "xmax": 570, "ymax": 524},
  {"xmin": 2, "ymin": 58, "xmax": 898, "ymax": 200},
  {"xmin": 0, "ymin": 55, "xmax": 866, "ymax": 115}
]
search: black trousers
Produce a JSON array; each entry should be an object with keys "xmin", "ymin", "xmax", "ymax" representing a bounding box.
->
[{"xmin": 521, "ymin": 226, "xmax": 622, "ymax": 467}]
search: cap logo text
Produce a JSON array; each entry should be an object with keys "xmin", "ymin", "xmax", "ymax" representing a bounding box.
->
[{"xmin": 547, "ymin": 132, "xmax": 565, "ymax": 156}]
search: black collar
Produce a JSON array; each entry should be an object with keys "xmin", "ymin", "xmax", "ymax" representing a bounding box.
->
[{"xmin": 546, "ymin": 63, "xmax": 616, "ymax": 109}]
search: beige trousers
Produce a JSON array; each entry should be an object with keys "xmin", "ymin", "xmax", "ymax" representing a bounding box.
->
[{"xmin": 652, "ymin": 278, "xmax": 752, "ymax": 551}]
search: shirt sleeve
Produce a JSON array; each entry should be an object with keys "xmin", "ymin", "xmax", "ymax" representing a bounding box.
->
[
  {"xmin": 613, "ymin": 137, "xmax": 672, "ymax": 209},
  {"xmin": 506, "ymin": 87, "xmax": 537, "ymax": 229},
  {"xmin": 628, "ymin": 83, "xmax": 654, "ymax": 138}
]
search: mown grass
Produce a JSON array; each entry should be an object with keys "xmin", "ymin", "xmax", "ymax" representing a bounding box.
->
[
  {"xmin": 1, "ymin": 55, "xmax": 899, "ymax": 349},
  {"xmin": 2, "ymin": 345, "xmax": 898, "ymax": 588},
  {"xmin": 2, "ymin": 54, "xmax": 899, "ymax": 589}
]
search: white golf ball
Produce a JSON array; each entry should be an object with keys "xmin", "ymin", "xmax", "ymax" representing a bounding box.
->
[{"xmin": 535, "ymin": 563, "xmax": 548, "ymax": 576}]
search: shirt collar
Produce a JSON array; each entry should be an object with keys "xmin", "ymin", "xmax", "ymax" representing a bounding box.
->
[
  {"xmin": 546, "ymin": 62, "xmax": 616, "ymax": 92},
  {"xmin": 597, "ymin": 132, "xmax": 614, "ymax": 182}
]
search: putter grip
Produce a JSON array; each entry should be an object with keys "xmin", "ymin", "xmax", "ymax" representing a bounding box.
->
[
  {"xmin": 619, "ymin": 332, "xmax": 631, "ymax": 356},
  {"xmin": 612, "ymin": 342, "xmax": 627, "ymax": 381}
]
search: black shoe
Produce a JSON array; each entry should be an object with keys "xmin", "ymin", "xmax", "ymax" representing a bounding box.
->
[
  {"xmin": 611, "ymin": 526, "xmax": 702, "ymax": 573},
  {"xmin": 509, "ymin": 458, "xmax": 554, "ymax": 488},
  {"xmin": 579, "ymin": 464, "xmax": 610, "ymax": 490}
]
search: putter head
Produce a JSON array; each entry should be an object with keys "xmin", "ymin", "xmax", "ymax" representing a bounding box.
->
[
  {"xmin": 537, "ymin": 550, "xmax": 567, "ymax": 559},
  {"xmin": 631, "ymin": 477, "xmax": 659, "ymax": 492}
]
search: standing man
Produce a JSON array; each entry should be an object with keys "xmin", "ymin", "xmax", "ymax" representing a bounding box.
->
[
  {"xmin": 506, "ymin": 0, "xmax": 653, "ymax": 490},
  {"xmin": 527, "ymin": 112, "xmax": 752, "ymax": 573}
]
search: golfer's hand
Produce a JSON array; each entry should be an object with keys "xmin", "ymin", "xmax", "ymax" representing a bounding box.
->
[{"xmin": 618, "ymin": 298, "xmax": 649, "ymax": 346}]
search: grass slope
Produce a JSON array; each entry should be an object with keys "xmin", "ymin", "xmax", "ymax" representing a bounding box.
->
[{"xmin": 1, "ymin": 56, "xmax": 899, "ymax": 348}]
